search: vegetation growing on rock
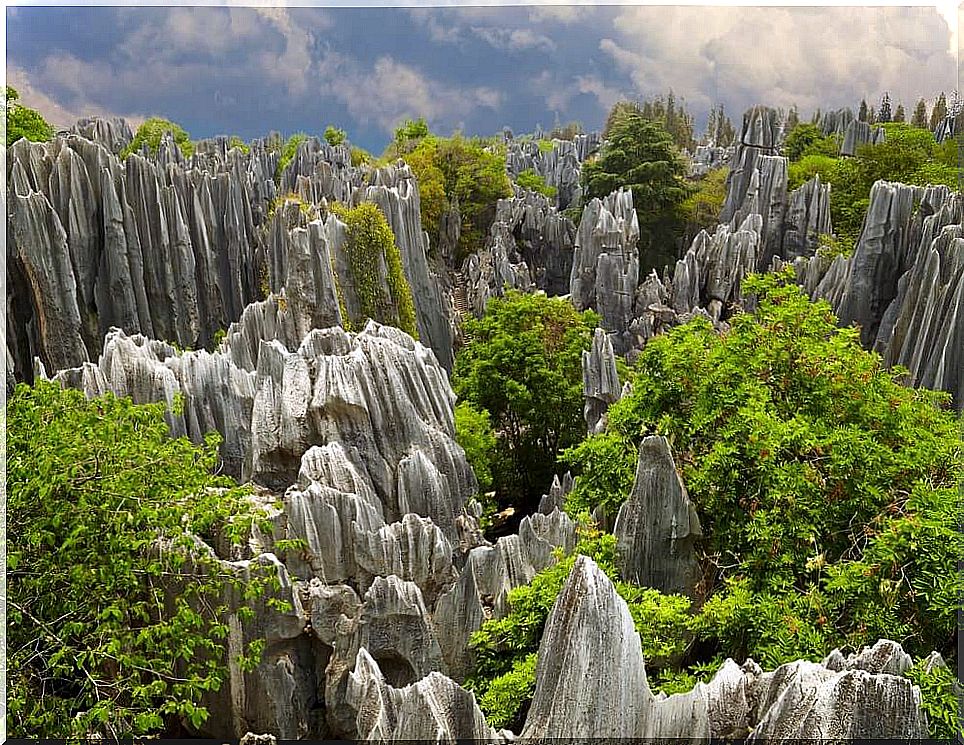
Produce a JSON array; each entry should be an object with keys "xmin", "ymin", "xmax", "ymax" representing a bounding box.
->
[
  {"xmin": 5, "ymin": 85, "xmax": 54, "ymax": 146},
  {"xmin": 120, "ymin": 117, "xmax": 195, "ymax": 160}
]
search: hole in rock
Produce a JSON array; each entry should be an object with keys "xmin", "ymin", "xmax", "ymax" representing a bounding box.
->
[{"xmin": 372, "ymin": 651, "xmax": 417, "ymax": 688}]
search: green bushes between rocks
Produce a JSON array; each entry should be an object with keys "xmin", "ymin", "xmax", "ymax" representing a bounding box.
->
[
  {"xmin": 120, "ymin": 117, "xmax": 195, "ymax": 160},
  {"xmin": 6, "ymin": 86, "xmax": 54, "ymax": 147},
  {"xmin": 558, "ymin": 268, "xmax": 962, "ymax": 736},
  {"xmin": 466, "ymin": 522, "xmax": 692, "ymax": 730},
  {"xmin": 329, "ymin": 202, "xmax": 418, "ymax": 339},
  {"xmin": 515, "ymin": 168, "xmax": 557, "ymax": 199},
  {"xmin": 452, "ymin": 291, "xmax": 598, "ymax": 507},
  {"xmin": 7, "ymin": 381, "xmax": 274, "ymax": 738}
]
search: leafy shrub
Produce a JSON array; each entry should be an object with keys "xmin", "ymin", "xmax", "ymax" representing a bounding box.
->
[
  {"xmin": 453, "ymin": 291, "xmax": 598, "ymax": 505},
  {"xmin": 228, "ymin": 135, "xmax": 249, "ymax": 154},
  {"xmin": 275, "ymin": 132, "xmax": 308, "ymax": 181},
  {"xmin": 906, "ymin": 657, "xmax": 964, "ymax": 739},
  {"xmin": 121, "ymin": 117, "xmax": 194, "ymax": 160},
  {"xmin": 329, "ymin": 202, "xmax": 418, "ymax": 338},
  {"xmin": 324, "ymin": 125, "xmax": 346, "ymax": 147},
  {"xmin": 783, "ymin": 122, "xmax": 839, "ymax": 162},
  {"xmin": 515, "ymin": 168, "xmax": 557, "ymax": 198},
  {"xmin": 566, "ymin": 268, "xmax": 963, "ymax": 671},
  {"xmin": 6, "ymin": 86, "xmax": 54, "ymax": 146},
  {"xmin": 454, "ymin": 402, "xmax": 498, "ymax": 494},
  {"xmin": 8, "ymin": 382, "xmax": 270, "ymax": 737},
  {"xmin": 350, "ymin": 146, "xmax": 373, "ymax": 167},
  {"xmin": 680, "ymin": 167, "xmax": 729, "ymax": 240},
  {"xmin": 787, "ymin": 154, "xmax": 837, "ymax": 191},
  {"xmin": 403, "ymin": 133, "xmax": 512, "ymax": 262}
]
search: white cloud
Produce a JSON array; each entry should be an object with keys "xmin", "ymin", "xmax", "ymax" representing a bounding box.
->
[
  {"xmin": 7, "ymin": 64, "xmax": 148, "ymax": 130},
  {"xmin": 470, "ymin": 26, "xmax": 556, "ymax": 52},
  {"xmin": 598, "ymin": 6, "xmax": 956, "ymax": 119},
  {"xmin": 315, "ymin": 50, "xmax": 502, "ymax": 135}
]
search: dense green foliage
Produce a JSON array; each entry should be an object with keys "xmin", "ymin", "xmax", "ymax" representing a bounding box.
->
[
  {"xmin": 329, "ymin": 202, "xmax": 418, "ymax": 338},
  {"xmin": 515, "ymin": 168, "xmax": 557, "ymax": 198},
  {"xmin": 5, "ymin": 86, "xmax": 54, "ymax": 147},
  {"xmin": 393, "ymin": 116, "xmax": 431, "ymax": 156},
  {"xmin": 227, "ymin": 135, "xmax": 249, "ymax": 154},
  {"xmin": 324, "ymin": 125, "xmax": 347, "ymax": 147},
  {"xmin": 786, "ymin": 122, "xmax": 959, "ymax": 245},
  {"xmin": 906, "ymin": 658, "xmax": 964, "ymax": 739},
  {"xmin": 275, "ymin": 132, "xmax": 308, "ymax": 181},
  {"xmin": 453, "ymin": 291, "xmax": 598, "ymax": 506},
  {"xmin": 605, "ymin": 94, "xmax": 697, "ymax": 152},
  {"xmin": 454, "ymin": 401, "xmax": 498, "ymax": 494},
  {"xmin": 783, "ymin": 122, "xmax": 839, "ymax": 162},
  {"xmin": 467, "ymin": 523, "xmax": 691, "ymax": 729},
  {"xmin": 8, "ymin": 382, "xmax": 271, "ymax": 737},
  {"xmin": 680, "ymin": 167, "xmax": 729, "ymax": 243},
  {"xmin": 565, "ymin": 270, "xmax": 963, "ymax": 677},
  {"xmin": 403, "ymin": 134, "xmax": 512, "ymax": 262},
  {"xmin": 120, "ymin": 117, "xmax": 195, "ymax": 160},
  {"xmin": 585, "ymin": 106, "xmax": 692, "ymax": 272}
]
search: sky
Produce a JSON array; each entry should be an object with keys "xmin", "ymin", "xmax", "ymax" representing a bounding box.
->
[{"xmin": 5, "ymin": 2, "xmax": 960, "ymax": 154}]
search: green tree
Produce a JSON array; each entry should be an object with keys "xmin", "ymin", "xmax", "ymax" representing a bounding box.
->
[
  {"xmin": 893, "ymin": 102, "xmax": 905, "ymax": 123},
  {"xmin": 858, "ymin": 99, "xmax": 869, "ymax": 122},
  {"xmin": 8, "ymin": 382, "xmax": 271, "ymax": 737},
  {"xmin": 784, "ymin": 105, "xmax": 800, "ymax": 134},
  {"xmin": 274, "ymin": 132, "xmax": 308, "ymax": 181},
  {"xmin": 515, "ymin": 168, "xmax": 557, "ymax": 198},
  {"xmin": 911, "ymin": 98, "xmax": 929, "ymax": 128},
  {"xmin": 393, "ymin": 116, "xmax": 430, "ymax": 156},
  {"xmin": 454, "ymin": 401, "xmax": 498, "ymax": 494},
  {"xmin": 329, "ymin": 202, "xmax": 418, "ymax": 338},
  {"xmin": 120, "ymin": 117, "xmax": 194, "ymax": 160},
  {"xmin": 680, "ymin": 167, "xmax": 729, "ymax": 243},
  {"xmin": 583, "ymin": 107, "xmax": 692, "ymax": 271},
  {"xmin": 5, "ymin": 86, "xmax": 54, "ymax": 147},
  {"xmin": 930, "ymin": 92, "xmax": 948, "ymax": 129},
  {"xmin": 878, "ymin": 93, "xmax": 892, "ymax": 123},
  {"xmin": 783, "ymin": 122, "xmax": 838, "ymax": 162},
  {"xmin": 453, "ymin": 291, "xmax": 599, "ymax": 506},
  {"xmin": 324, "ymin": 125, "xmax": 347, "ymax": 147},
  {"xmin": 565, "ymin": 268, "xmax": 963, "ymax": 672},
  {"xmin": 403, "ymin": 134, "xmax": 512, "ymax": 262}
]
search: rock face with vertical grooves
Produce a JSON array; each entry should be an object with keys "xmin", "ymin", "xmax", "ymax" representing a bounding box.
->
[
  {"xmin": 840, "ymin": 119, "xmax": 885, "ymax": 157},
  {"xmin": 782, "ymin": 174, "xmax": 832, "ymax": 258},
  {"xmin": 505, "ymin": 134, "xmax": 599, "ymax": 210},
  {"xmin": 613, "ymin": 436, "xmax": 702, "ymax": 598},
  {"xmin": 582, "ymin": 328, "xmax": 622, "ymax": 433},
  {"xmin": 8, "ymin": 126, "xmax": 456, "ymax": 381},
  {"xmin": 346, "ymin": 649, "xmax": 497, "ymax": 742},
  {"xmin": 570, "ymin": 188, "xmax": 640, "ymax": 346}
]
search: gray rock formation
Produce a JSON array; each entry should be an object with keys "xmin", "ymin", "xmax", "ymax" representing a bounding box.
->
[
  {"xmin": 461, "ymin": 187, "xmax": 576, "ymax": 315},
  {"xmin": 688, "ymin": 144, "xmax": 733, "ymax": 178},
  {"xmin": 505, "ymin": 136, "xmax": 596, "ymax": 210},
  {"xmin": 613, "ymin": 436, "xmax": 702, "ymax": 598},
  {"xmin": 582, "ymin": 328, "xmax": 621, "ymax": 433},
  {"xmin": 536, "ymin": 472, "xmax": 574, "ymax": 515},
  {"xmin": 68, "ymin": 116, "xmax": 133, "ymax": 155},
  {"xmin": 346, "ymin": 648, "xmax": 497, "ymax": 742},
  {"xmin": 521, "ymin": 556, "xmax": 929, "ymax": 740},
  {"xmin": 840, "ymin": 119, "xmax": 886, "ymax": 157},
  {"xmin": 782, "ymin": 174, "xmax": 832, "ymax": 258},
  {"xmin": 570, "ymin": 188, "xmax": 640, "ymax": 346},
  {"xmin": 818, "ymin": 107, "xmax": 855, "ymax": 137}
]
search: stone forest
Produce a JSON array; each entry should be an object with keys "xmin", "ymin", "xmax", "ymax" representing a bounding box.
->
[{"xmin": 6, "ymin": 77, "xmax": 964, "ymax": 740}]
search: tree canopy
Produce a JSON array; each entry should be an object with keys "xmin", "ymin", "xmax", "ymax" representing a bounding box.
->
[
  {"xmin": 584, "ymin": 106, "xmax": 691, "ymax": 272},
  {"xmin": 6, "ymin": 85, "xmax": 54, "ymax": 147},
  {"xmin": 565, "ymin": 269, "xmax": 963, "ymax": 678},
  {"xmin": 8, "ymin": 382, "xmax": 273, "ymax": 738},
  {"xmin": 452, "ymin": 291, "xmax": 598, "ymax": 508},
  {"xmin": 120, "ymin": 117, "xmax": 194, "ymax": 160}
]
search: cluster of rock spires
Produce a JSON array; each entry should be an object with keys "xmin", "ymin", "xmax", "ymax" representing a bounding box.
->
[
  {"xmin": 7, "ymin": 128, "xmax": 454, "ymax": 387},
  {"xmin": 10, "ymin": 112, "xmax": 960, "ymax": 739},
  {"xmin": 503, "ymin": 132, "xmax": 599, "ymax": 210}
]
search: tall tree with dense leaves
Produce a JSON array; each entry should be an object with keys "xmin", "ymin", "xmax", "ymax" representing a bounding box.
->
[
  {"xmin": 452, "ymin": 291, "xmax": 598, "ymax": 509},
  {"xmin": 912, "ymin": 98, "xmax": 929, "ymax": 128},
  {"xmin": 893, "ymin": 103, "xmax": 905, "ymax": 123},
  {"xmin": 930, "ymin": 92, "xmax": 948, "ymax": 129},
  {"xmin": 583, "ymin": 106, "xmax": 692, "ymax": 271},
  {"xmin": 858, "ymin": 99, "xmax": 869, "ymax": 122},
  {"xmin": 878, "ymin": 92, "xmax": 892, "ymax": 123},
  {"xmin": 5, "ymin": 86, "xmax": 54, "ymax": 147}
]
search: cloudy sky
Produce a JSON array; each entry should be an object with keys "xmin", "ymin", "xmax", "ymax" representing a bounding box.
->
[{"xmin": 6, "ymin": 3, "xmax": 959, "ymax": 153}]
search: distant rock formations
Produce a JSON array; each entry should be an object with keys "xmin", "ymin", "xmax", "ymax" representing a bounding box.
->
[
  {"xmin": 7, "ymin": 122, "xmax": 455, "ymax": 385},
  {"xmin": 504, "ymin": 132, "xmax": 600, "ymax": 210}
]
